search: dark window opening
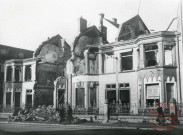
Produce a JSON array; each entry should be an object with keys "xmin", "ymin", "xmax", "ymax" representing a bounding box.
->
[
  {"xmin": 15, "ymin": 66, "xmax": 21, "ymax": 82},
  {"xmin": 119, "ymin": 83, "xmax": 124, "ymax": 88},
  {"xmin": 145, "ymin": 44, "xmax": 158, "ymax": 67},
  {"xmin": 6, "ymin": 92, "xmax": 11, "ymax": 106},
  {"xmin": 121, "ymin": 52, "xmax": 133, "ymax": 71},
  {"xmin": 166, "ymin": 83, "xmax": 174, "ymax": 103},
  {"xmin": 25, "ymin": 65, "xmax": 31, "ymax": 81},
  {"xmin": 90, "ymin": 87, "xmax": 96, "ymax": 106},
  {"xmin": 119, "ymin": 90, "xmax": 130, "ymax": 104},
  {"xmin": 119, "ymin": 83, "xmax": 130, "ymax": 88},
  {"xmin": 6, "ymin": 66, "xmax": 12, "ymax": 82},
  {"xmin": 58, "ymin": 90, "xmax": 65, "ymax": 105},
  {"xmin": 146, "ymin": 99, "xmax": 159, "ymax": 106},
  {"xmin": 106, "ymin": 84, "xmax": 111, "ymax": 89},
  {"xmin": 164, "ymin": 46, "xmax": 173, "ymax": 66},
  {"xmin": 26, "ymin": 95, "xmax": 32, "ymax": 108},
  {"xmin": 111, "ymin": 84, "xmax": 116, "ymax": 88},
  {"xmin": 76, "ymin": 88, "xmax": 85, "ymax": 106},
  {"xmin": 107, "ymin": 90, "xmax": 116, "ymax": 104}
]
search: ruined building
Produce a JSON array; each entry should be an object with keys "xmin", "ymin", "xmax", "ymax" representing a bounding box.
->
[
  {"xmin": 67, "ymin": 14, "xmax": 182, "ymax": 114},
  {"xmin": 3, "ymin": 35, "xmax": 71, "ymax": 108},
  {"xmin": 99, "ymin": 15, "xmax": 180, "ymax": 114},
  {"xmin": 66, "ymin": 16, "xmax": 105, "ymax": 109}
]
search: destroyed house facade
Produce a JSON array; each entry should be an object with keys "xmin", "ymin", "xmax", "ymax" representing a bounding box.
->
[
  {"xmin": 66, "ymin": 17, "xmax": 105, "ymax": 110},
  {"xmin": 67, "ymin": 15, "xmax": 181, "ymax": 115},
  {"xmin": 3, "ymin": 35, "xmax": 71, "ymax": 108},
  {"xmin": 99, "ymin": 15, "xmax": 180, "ymax": 114}
]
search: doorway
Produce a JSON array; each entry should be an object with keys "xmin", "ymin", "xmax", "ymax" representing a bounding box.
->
[
  {"xmin": 166, "ymin": 83, "xmax": 174, "ymax": 103},
  {"xmin": 58, "ymin": 89, "xmax": 65, "ymax": 105},
  {"xmin": 26, "ymin": 95, "xmax": 32, "ymax": 108}
]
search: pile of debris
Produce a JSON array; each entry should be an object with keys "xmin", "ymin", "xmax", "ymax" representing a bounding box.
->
[{"xmin": 9, "ymin": 105, "xmax": 60, "ymax": 123}]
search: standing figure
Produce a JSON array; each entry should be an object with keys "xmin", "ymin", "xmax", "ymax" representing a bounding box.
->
[
  {"xmin": 156, "ymin": 103, "xmax": 165, "ymax": 125},
  {"xmin": 67, "ymin": 105, "xmax": 73, "ymax": 124},
  {"xmin": 59, "ymin": 106, "xmax": 65, "ymax": 124}
]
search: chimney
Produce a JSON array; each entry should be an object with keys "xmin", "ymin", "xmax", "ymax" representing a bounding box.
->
[
  {"xmin": 112, "ymin": 18, "xmax": 117, "ymax": 24},
  {"xmin": 78, "ymin": 17, "xmax": 87, "ymax": 33},
  {"xmin": 99, "ymin": 13, "xmax": 107, "ymax": 43},
  {"xmin": 99, "ymin": 13, "xmax": 104, "ymax": 26},
  {"xmin": 61, "ymin": 38, "xmax": 65, "ymax": 47}
]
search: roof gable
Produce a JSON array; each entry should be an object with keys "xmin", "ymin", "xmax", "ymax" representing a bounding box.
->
[
  {"xmin": 117, "ymin": 15, "xmax": 150, "ymax": 41},
  {"xmin": 73, "ymin": 25, "xmax": 101, "ymax": 51}
]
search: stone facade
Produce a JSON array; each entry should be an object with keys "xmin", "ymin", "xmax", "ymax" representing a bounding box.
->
[
  {"xmin": 3, "ymin": 35, "xmax": 71, "ymax": 108},
  {"xmin": 0, "ymin": 44, "xmax": 33, "ymax": 105},
  {"xmin": 66, "ymin": 15, "xmax": 182, "ymax": 115}
]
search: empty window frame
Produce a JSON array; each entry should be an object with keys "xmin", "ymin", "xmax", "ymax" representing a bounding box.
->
[
  {"xmin": 105, "ymin": 84, "xmax": 116, "ymax": 103},
  {"xmin": 121, "ymin": 52, "xmax": 133, "ymax": 71},
  {"xmin": 146, "ymin": 84, "xmax": 160, "ymax": 106},
  {"xmin": 15, "ymin": 66, "xmax": 21, "ymax": 82},
  {"xmin": 119, "ymin": 83, "xmax": 130, "ymax": 104},
  {"xmin": 25, "ymin": 65, "xmax": 31, "ymax": 81},
  {"xmin": 6, "ymin": 66, "xmax": 12, "ymax": 82},
  {"xmin": 119, "ymin": 83, "xmax": 130, "ymax": 89},
  {"xmin": 145, "ymin": 44, "xmax": 158, "ymax": 67},
  {"xmin": 164, "ymin": 46, "xmax": 173, "ymax": 66},
  {"xmin": 106, "ymin": 84, "xmax": 116, "ymax": 89}
]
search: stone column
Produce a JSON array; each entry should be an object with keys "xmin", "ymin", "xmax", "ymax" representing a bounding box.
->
[
  {"xmin": 98, "ymin": 50, "xmax": 103, "ymax": 74},
  {"xmin": 102, "ymin": 99, "xmax": 109, "ymax": 123},
  {"xmin": 53, "ymin": 80, "xmax": 57, "ymax": 109},
  {"xmin": 160, "ymin": 76, "xmax": 165, "ymax": 103},
  {"xmin": 11, "ymin": 88, "xmax": 14, "ymax": 108},
  {"xmin": 84, "ymin": 50, "xmax": 89, "ymax": 74},
  {"xmin": 133, "ymin": 48, "xmax": 138, "ymax": 70},
  {"xmin": 67, "ymin": 74, "xmax": 72, "ymax": 106},
  {"xmin": 65, "ymin": 78, "xmax": 68, "ymax": 103},
  {"xmin": 32, "ymin": 90, "xmax": 35, "ymax": 108},
  {"xmin": 139, "ymin": 44, "xmax": 145, "ymax": 68},
  {"xmin": 3, "ymin": 66, "xmax": 7, "ymax": 108},
  {"xmin": 85, "ymin": 82, "xmax": 89, "ymax": 109},
  {"xmin": 22, "ymin": 65, "xmax": 25, "ymax": 82},
  {"xmin": 4, "ymin": 66, "xmax": 7, "ymax": 82},
  {"xmin": 11, "ymin": 66, "xmax": 15, "ymax": 108},
  {"xmin": 158, "ymin": 42, "xmax": 164, "ymax": 66},
  {"xmin": 31, "ymin": 63, "xmax": 36, "ymax": 81},
  {"xmin": 115, "ymin": 57, "xmax": 119, "ymax": 102},
  {"xmin": 20, "ymin": 66, "xmax": 23, "ymax": 82},
  {"xmin": 12, "ymin": 65, "xmax": 15, "ymax": 82},
  {"xmin": 96, "ymin": 85, "xmax": 99, "ymax": 108}
]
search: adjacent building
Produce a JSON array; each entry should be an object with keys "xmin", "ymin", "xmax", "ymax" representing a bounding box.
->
[
  {"xmin": 67, "ymin": 15, "xmax": 182, "ymax": 114},
  {"xmin": 3, "ymin": 35, "xmax": 71, "ymax": 108},
  {"xmin": 0, "ymin": 44, "xmax": 33, "ymax": 105}
]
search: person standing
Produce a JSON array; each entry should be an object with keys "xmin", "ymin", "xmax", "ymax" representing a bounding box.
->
[
  {"xmin": 59, "ymin": 106, "xmax": 65, "ymax": 124},
  {"xmin": 67, "ymin": 105, "xmax": 73, "ymax": 124}
]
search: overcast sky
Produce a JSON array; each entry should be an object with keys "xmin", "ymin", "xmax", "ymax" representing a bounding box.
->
[{"xmin": 0, "ymin": 0, "xmax": 180, "ymax": 51}]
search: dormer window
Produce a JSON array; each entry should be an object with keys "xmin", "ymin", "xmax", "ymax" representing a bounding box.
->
[{"xmin": 25, "ymin": 65, "xmax": 31, "ymax": 81}]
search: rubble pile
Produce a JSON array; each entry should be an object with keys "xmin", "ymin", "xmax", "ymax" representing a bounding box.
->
[{"xmin": 9, "ymin": 105, "xmax": 60, "ymax": 122}]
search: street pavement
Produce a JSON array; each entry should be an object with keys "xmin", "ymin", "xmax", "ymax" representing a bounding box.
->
[{"xmin": 0, "ymin": 123, "xmax": 183, "ymax": 135}]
